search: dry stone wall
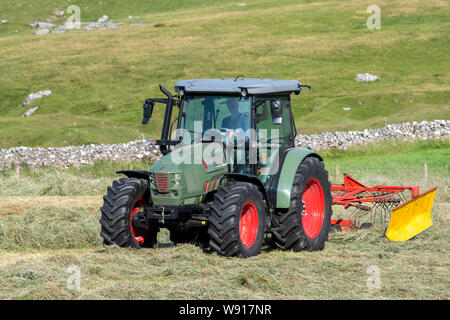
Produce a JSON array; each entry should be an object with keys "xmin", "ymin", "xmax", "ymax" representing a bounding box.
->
[{"xmin": 1, "ymin": 120, "xmax": 448, "ymax": 170}]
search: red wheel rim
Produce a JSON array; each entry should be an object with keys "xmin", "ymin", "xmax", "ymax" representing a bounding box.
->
[
  {"xmin": 130, "ymin": 197, "xmax": 149, "ymax": 244},
  {"xmin": 301, "ymin": 178, "xmax": 325, "ymax": 238},
  {"xmin": 239, "ymin": 201, "xmax": 259, "ymax": 247}
]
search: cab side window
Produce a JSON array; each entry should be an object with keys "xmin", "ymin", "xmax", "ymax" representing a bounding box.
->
[{"xmin": 255, "ymin": 95, "xmax": 294, "ymax": 147}]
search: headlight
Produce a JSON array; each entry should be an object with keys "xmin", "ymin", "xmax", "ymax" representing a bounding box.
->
[{"xmin": 173, "ymin": 174, "xmax": 182, "ymax": 186}]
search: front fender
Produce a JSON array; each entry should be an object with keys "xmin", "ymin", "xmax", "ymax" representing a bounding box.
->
[
  {"xmin": 276, "ymin": 147, "xmax": 323, "ymax": 208},
  {"xmin": 116, "ymin": 170, "xmax": 150, "ymax": 180},
  {"xmin": 222, "ymin": 173, "xmax": 270, "ymax": 205}
]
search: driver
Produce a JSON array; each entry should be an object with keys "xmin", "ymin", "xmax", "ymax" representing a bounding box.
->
[{"xmin": 221, "ymin": 98, "xmax": 246, "ymax": 130}]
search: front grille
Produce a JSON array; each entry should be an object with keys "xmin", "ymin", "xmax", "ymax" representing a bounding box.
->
[{"xmin": 155, "ymin": 174, "xmax": 169, "ymax": 192}]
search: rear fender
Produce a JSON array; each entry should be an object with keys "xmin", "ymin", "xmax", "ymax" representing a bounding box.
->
[{"xmin": 275, "ymin": 147, "xmax": 323, "ymax": 209}]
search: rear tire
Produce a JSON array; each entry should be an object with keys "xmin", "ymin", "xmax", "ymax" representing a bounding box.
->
[
  {"xmin": 99, "ymin": 178, "xmax": 159, "ymax": 248},
  {"xmin": 208, "ymin": 182, "xmax": 266, "ymax": 257},
  {"xmin": 272, "ymin": 157, "xmax": 332, "ymax": 251}
]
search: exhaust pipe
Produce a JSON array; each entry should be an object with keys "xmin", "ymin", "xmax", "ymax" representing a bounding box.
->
[{"xmin": 159, "ymin": 85, "xmax": 173, "ymax": 155}]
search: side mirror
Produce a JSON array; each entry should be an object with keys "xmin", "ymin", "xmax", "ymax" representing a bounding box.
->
[
  {"xmin": 142, "ymin": 100, "xmax": 154, "ymax": 124},
  {"xmin": 270, "ymin": 100, "xmax": 282, "ymax": 124}
]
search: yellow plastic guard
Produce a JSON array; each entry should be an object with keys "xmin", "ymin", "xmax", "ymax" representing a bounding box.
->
[{"xmin": 385, "ymin": 186, "xmax": 438, "ymax": 242}]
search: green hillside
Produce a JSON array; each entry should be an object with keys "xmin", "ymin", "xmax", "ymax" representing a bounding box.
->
[{"xmin": 0, "ymin": 0, "xmax": 448, "ymax": 148}]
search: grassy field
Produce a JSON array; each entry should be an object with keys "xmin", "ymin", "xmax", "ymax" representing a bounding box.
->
[
  {"xmin": 0, "ymin": 139, "xmax": 448, "ymax": 299},
  {"xmin": 0, "ymin": 0, "xmax": 449, "ymax": 148}
]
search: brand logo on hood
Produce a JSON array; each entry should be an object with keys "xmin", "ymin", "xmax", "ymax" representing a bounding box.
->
[{"xmin": 159, "ymin": 166, "xmax": 166, "ymax": 171}]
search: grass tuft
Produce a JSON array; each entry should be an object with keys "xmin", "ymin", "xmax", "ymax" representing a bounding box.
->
[{"xmin": 0, "ymin": 207, "xmax": 102, "ymax": 250}]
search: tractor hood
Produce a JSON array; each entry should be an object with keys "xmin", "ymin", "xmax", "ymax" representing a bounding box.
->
[
  {"xmin": 149, "ymin": 142, "xmax": 227, "ymax": 175},
  {"xmin": 149, "ymin": 143, "xmax": 228, "ymax": 205}
]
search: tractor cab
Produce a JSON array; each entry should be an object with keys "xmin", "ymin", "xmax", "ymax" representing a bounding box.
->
[
  {"xmin": 175, "ymin": 78, "xmax": 301, "ymax": 150},
  {"xmin": 177, "ymin": 92, "xmax": 296, "ymax": 175},
  {"xmin": 143, "ymin": 79, "xmax": 306, "ymax": 177}
]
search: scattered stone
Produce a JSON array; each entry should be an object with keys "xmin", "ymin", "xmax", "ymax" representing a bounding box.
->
[
  {"xmin": 239, "ymin": 3, "xmax": 247, "ymax": 6},
  {"xmin": 21, "ymin": 106, "xmax": 39, "ymax": 118},
  {"xmin": 55, "ymin": 22, "xmax": 70, "ymax": 30},
  {"xmin": 32, "ymin": 28, "xmax": 50, "ymax": 35},
  {"xmin": 0, "ymin": 120, "xmax": 448, "ymax": 170},
  {"xmin": 104, "ymin": 22, "xmax": 122, "ymax": 29},
  {"xmin": 0, "ymin": 19, "xmax": 8, "ymax": 24},
  {"xmin": 23, "ymin": 90, "xmax": 52, "ymax": 106},
  {"xmin": 30, "ymin": 22, "xmax": 55, "ymax": 29},
  {"xmin": 51, "ymin": 29, "xmax": 65, "ymax": 34},
  {"xmin": 355, "ymin": 73, "xmax": 379, "ymax": 82},
  {"xmin": 97, "ymin": 15, "xmax": 109, "ymax": 24},
  {"xmin": 53, "ymin": 10, "xmax": 65, "ymax": 16},
  {"xmin": 83, "ymin": 24, "xmax": 97, "ymax": 31},
  {"xmin": 80, "ymin": 16, "xmax": 122, "ymax": 31},
  {"xmin": 342, "ymin": 107, "xmax": 351, "ymax": 111}
]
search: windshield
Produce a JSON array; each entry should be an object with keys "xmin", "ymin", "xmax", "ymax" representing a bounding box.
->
[{"xmin": 180, "ymin": 95, "xmax": 251, "ymax": 139}]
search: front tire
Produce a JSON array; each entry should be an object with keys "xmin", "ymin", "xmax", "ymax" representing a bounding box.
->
[
  {"xmin": 208, "ymin": 182, "xmax": 266, "ymax": 257},
  {"xmin": 99, "ymin": 178, "xmax": 159, "ymax": 248},
  {"xmin": 272, "ymin": 157, "xmax": 332, "ymax": 251}
]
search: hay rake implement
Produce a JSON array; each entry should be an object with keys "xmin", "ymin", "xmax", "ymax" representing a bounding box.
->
[{"xmin": 330, "ymin": 175, "xmax": 438, "ymax": 241}]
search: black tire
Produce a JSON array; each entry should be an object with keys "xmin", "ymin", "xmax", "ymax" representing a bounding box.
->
[
  {"xmin": 272, "ymin": 157, "xmax": 332, "ymax": 251},
  {"xmin": 208, "ymin": 182, "xmax": 266, "ymax": 258},
  {"xmin": 99, "ymin": 178, "xmax": 159, "ymax": 248}
]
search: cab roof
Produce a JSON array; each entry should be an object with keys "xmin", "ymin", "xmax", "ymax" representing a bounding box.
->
[{"xmin": 174, "ymin": 78, "xmax": 304, "ymax": 95}]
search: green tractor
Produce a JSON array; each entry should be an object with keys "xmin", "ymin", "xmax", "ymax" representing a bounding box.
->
[{"xmin": 99, "ymin": 78, "xmax": 332, "ymax": 257}]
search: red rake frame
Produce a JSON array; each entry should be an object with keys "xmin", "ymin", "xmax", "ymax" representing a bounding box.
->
[{"xmin": 330, "ymin": 175, "xmax": 420, "ymax": 230}]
